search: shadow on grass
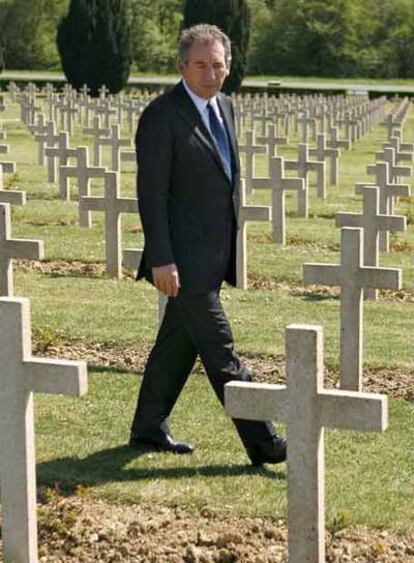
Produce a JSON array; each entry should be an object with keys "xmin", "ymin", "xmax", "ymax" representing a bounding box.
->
[
  {"xmin": 37, "ymin": 445, "xmax": 285, "ymax": 491},
  {"xmin": 300, "ymin": 293, "xmax": 339, "ymax": 302}
]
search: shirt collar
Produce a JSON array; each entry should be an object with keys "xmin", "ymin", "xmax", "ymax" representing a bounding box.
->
[{"xmin": 182, "ymin": 79, "xmax": 219, "ymax": 115}]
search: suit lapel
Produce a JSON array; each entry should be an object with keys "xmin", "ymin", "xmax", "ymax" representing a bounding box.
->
[{"xmin": 171, "ymin": 83, "xmax": 232, "ymax": 183}]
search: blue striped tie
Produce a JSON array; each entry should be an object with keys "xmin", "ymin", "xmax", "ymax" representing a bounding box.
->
[{"xmin": 207, "ymin": 102, "xmax": 232, "ymax": 181}]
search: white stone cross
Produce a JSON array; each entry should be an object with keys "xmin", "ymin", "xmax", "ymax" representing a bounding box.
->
[
  {"xmin": 225, "ymin": 324, "xmax": 388, "ymax": 563},
  {"xmin": 83, "ymin": 115, "xmax": 111, "ymax": 167},
  {"xmin": 98, "ymin": 84, "xmax": 110, "ymax": 99},
  {"xmin": 0, "ymin": 297, "xmax": 87, "ymax": 563},
  {"xmin": 256, "ymin": 123, "xmax": 288, "ymax": 158},
  {"xmin": 0, "ymin": 203, "xmax": 44, "ymax": 296},
  {"xmin": 45, "ymin": 131, "xmax": 79, "ymax": 184},
  {"xmin": 336, "ymin": 186, "xmax": 406, "ymax": 300},
  {"xmin": 303, "ymin": 227, "xmax": 401, "ymax": 391},
  {"xmin": 309, "ymin": 133, "xmax": 340, "ymax": 186},
  {"xmin": 236, "ymin": 179, "xmax": 271, "ymax": 289},
  {"xmin": 0, "ymin": 164, "xmax": 26, "ymax": 206},
  {"xmin": 81, "ymin": 171, "xmax": 138, "ymax": 278},
  {"xmin": 34, "ymin": 120, "xmax": 58, "ymax": 166},
  {"xmin": 378, "ymin": 136, "xmax": 412, "ymax": 164},
  {"xmin": 56, "ymin": 96, "xmax": 78, "ymax": 134},
  {"xmin": 27, "ymin": 112, "xmax": 47, "ymax": 136},
  {"xmin": 297, "ymin": 111, "xmax": 317, "ymax": 142},
  {"xmin": 0, "ymin": 159, "xmax": 16, "ymax": 175},
  {"xmin": 60, "ymin": 145, "xmax": 107, "ymax": 226},
  {"xmin": 95, "ymin": 99, "xmax": 117, "ymax": 128},
  {"xmin": 368, "ymin": 147, "xmax": 411, "ymax": 184},
  {"xmin": 357, "ymin": 161, "xmax": 410, "ymax": 252},
  {"xmin": 285, "ymin": 143, "xmax": 326, "ymax": 199},
  {"xmin": 336, "ymin": 112, "xmax": 360, "ymax": 143},
  {"xmin": 252, "ymin": 155, "xmax": 307, "ymax": 219},
  {"xmin": 390, "ymin": 128, "xmax": 414, "ymax": 153},
  {"xmin": 270, "ymin": 157, "xmax": 305, "ymax": 244},
  {"xmin": 238, "ymin": 129, "xmax": 267, "ymax": 195},
  {"xmin": 327, "ymin": 125, "xmax": 351, "ymax": 151},
  {"xmin": 98, "ymin": 123, "xmax": 132, "ymax": 172}
]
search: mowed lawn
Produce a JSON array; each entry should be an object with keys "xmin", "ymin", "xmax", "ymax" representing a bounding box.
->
[{"xmin": 1, "ymin": 91, "xmax": 413, "ymax": 532}]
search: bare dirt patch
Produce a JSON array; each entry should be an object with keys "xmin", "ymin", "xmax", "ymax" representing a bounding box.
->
[
  {"xmin": 1, "ymin": 494, "xmax": 412, "ymax": 562},
  {"xmin": 248, "ymin": 276, "xmax": 414, "ymax": 303},
  {"xmin": 33, "ymin": 340, "xmax": 414, "ymax": 402}
]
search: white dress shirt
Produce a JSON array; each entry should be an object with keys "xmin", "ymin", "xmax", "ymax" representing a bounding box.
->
[{"xmin": 182, "ymin": 79, "xmax": 225, "ymax": 136}]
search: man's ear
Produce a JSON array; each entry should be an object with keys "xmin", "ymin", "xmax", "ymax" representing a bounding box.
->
[
  {"xmin": 177, "ymin": 58, "xmax": 185, "ymax": 74},
  {"xmin": 226, "ymin": 60, "xmax": 232, "ymax": 76}
]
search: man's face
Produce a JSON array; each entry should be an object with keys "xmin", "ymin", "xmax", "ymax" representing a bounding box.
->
[{"xmin": 178, "ymin": 40, "xmax": 230, "ymax": 99}]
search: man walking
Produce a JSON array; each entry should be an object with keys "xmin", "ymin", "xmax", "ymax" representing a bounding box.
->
[{"xmin": 129, "ymin": 24, "xmax": 286, "ymax": 465}]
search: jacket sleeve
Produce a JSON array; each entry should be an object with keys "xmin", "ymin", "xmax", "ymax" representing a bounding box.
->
[{"xmin": 135, "ymin": 101, "xmax": 175, "ymax": 268}]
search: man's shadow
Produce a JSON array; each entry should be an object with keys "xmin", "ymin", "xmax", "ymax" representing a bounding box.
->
[{"xmin": 37, "ymin": 445, "xmax": 286, "ymax": 491}]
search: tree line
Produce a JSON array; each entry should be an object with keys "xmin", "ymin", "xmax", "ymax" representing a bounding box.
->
[{"xmin": 1, "ymin": 0, "xmax": 413, "ymax": 80}]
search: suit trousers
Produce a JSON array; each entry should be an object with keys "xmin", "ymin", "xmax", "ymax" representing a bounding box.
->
[{"xmin": 130, "ymin": 290, "xmax": 277, "ymax": 452}]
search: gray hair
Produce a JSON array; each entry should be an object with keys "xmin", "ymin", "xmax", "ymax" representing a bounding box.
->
[{"xmin": 178, "ymin": 24, "xmax": 232, "ymax": 67}]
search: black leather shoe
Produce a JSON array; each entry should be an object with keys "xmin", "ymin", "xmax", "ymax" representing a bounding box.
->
[
  {"xmin": 129, "ymin": 432, "xmax": 194, "ymax": 455},
  {"xmin": 247, "ymin": 437, "xmax": 287, "ymax": 466}
]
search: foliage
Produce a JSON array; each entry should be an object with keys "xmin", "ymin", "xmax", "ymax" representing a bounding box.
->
[
  {"xmin": 57, "ymin": 0, "xmax": 132, "ymax": 95},
  {"xmin": 247, "ymin": 0, "xmax": 414, "ymax": 78},
  {"xmin": 0, "ymin": 0, "xmax": 68, "ymax": 70},
  {"xmin": 183, "ymin": 0, "xmax": 251, "ymax": 93},
  {"xmin": 2, "ymin": 0, "xmax": 414, "ymax": 79},
  {"xmin": 127, "ymin": 0, "xmax": 183, "ymax": 73}
]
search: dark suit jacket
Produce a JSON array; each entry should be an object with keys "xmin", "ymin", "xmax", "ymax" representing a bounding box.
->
[{"xmin": 136, "ymin": 81, "xmax": 240, "ymax": 294}]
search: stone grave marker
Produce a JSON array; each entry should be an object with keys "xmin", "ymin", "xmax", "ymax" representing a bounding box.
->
[
  {"xmin": 303, "ymin": 227, "xmax": 401, "ymax": 391},
  {"xmin": 60, "ymin": 145, "xmax": 107, "ymax": 226},
  {"xmin": 98, "ymin": 123, "xmax": 133, "ymax": 172},
  {"xmin": 225, "ymin": 324, "xmax": 388, "ymax": 563},
  {"xmin": 236, "ymin": 179, "xmax": 271, "ymax": 289},
  {"xmin": 0, "ymin": 164, "xmax": 26, "ymax": 206},
  {"xmin": 0, "ymin": 203, "xmax": 44, "ymax": 296},
  {"xmin": 285, "ymin": 144, "xmax": 326, "ymax": 199},
  {"xmin": 270, "ymin": 157, "xmax": 305, "ymax": 244},
  {"xmin": 327, "ymin": 125, "xmax": 351, "ymax": 151},
  {"xmin": 81, "ymin": 171, "xmax": 138, "ymax": 278},
  {"xmin": 358, "ymin": 161, "xmax": 410, "ymax": 251},
  {"xmin": 83, "ymin": 115, "xmax": 111, "ymax": 167},
  {"xmin": 378, "ymin": 136, "xmax": 412, "ymax": 164},
  {"xmin": 0, "ymin": 158, "xmax": 16, "ymax": 174},
  {"xmin": 0, "ymin": 297, "xmax": 87, "ymax": 563},
  {"xmin": 256, "ymin": 123, "xmax": 288, "ymax": 159},
  {"xmin": 252, "ymin": 155, "xmax": 307, "ymax": 219},
  {"xmin": 45, "ymin": 131, "xmax": 79, "ymax": 184},
  {"xmin": 309, "ymin": 133, "xmax": 340, "ymax": 186},
  {"xmin": 368, "ymin": 146, "xmax": 411, "ymax": 184},
  {"xmin": 238, "ymin": 130, "xmax": 267, "ymax": 195},
  {"xmin": 34, "ymin": 120, "xmax": 58, "ymax": 166},
  {"xmin": 336, "ymin": 186, "xmax": 406, "ymax": 300}
]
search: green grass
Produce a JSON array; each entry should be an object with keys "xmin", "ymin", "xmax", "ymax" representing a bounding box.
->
[
  {"xmin": 1, "ymin": 92, "xmax": 413, "ymax": 531},
  {"xmin": 35, "ymin": 370, "xmax": 414, "ymax": 531}
]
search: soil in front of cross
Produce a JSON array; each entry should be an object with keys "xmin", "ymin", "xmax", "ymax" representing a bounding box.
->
[{"xmin": 1, "ymin": 495, "xmax": 412, "ymax": 562}]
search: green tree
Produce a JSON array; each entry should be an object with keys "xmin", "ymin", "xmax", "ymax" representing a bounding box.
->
[
  {"xmin": 57, "ymin": 0, "xmax": 131, "ymax": 95},
  {"xmin": 249, "ymin": 0, "xmax": 366, "ymax": 77},
  {"xmin": 128, "ymin": 0, "xmax": 182, "ymax": 73},
  {"xmin": 182, "ymin": 0, "xmax": 251, "ymax": 93},
  {"xmin": 0, "ymin": 0, "xmax": 68, "ymax": 70}
]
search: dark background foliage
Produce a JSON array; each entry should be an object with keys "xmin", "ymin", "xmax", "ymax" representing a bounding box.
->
[{"xmin": 1, "ymin": 0, "xmax": 414, "ymax": 82}]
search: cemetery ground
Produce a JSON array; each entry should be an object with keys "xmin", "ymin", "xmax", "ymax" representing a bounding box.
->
[{"xmin": 0, "ymin": 93, "xmax": 413, "ymax": 561}]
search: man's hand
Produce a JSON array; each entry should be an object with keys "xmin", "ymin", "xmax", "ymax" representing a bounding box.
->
[{"xmin": 152, "ymin": 263, "xmax": 181, "ymax": 297}]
